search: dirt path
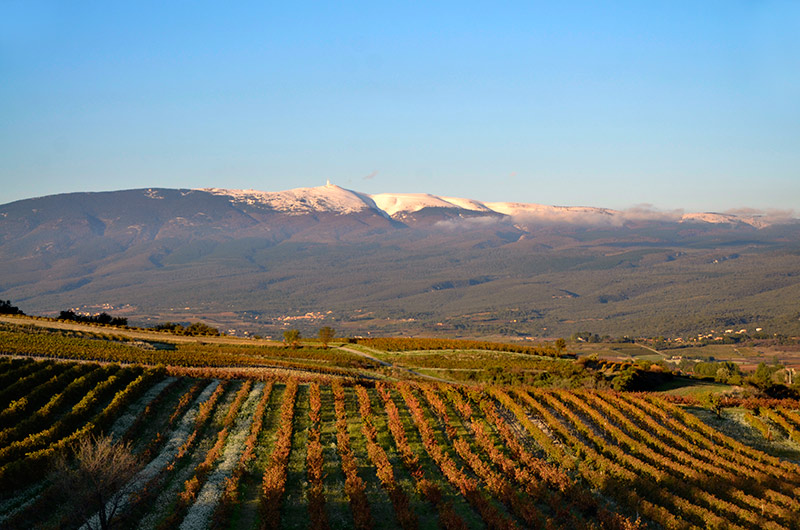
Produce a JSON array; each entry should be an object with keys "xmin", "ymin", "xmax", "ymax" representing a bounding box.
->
[
  {"xmin": 636, "ymin": 342, "xmax": 666, "ymax": 357},
  {"xmin": 335, "ymin": 346, "xmax": 453, "ymax": 383},
  {"xmin": 336, "ymin": 346, "xmax": 392, "ymax": 367}
]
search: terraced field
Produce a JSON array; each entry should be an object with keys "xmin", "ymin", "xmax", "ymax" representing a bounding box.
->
[{"xmin": 1, "ymin": 357, "xmax": 799, "ymax": 529}]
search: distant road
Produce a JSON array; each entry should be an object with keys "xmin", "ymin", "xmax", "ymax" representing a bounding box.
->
[
  {"xmin": 336, "ymin": 346, "xmax": 392, "ymax": 367},
  {"xmin": 636, "ymin": 343, "xmax": 667, "ymax": 357}
]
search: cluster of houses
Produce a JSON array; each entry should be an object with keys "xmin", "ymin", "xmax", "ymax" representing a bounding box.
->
[{"xmin": 667, "ymin": 327, "xmax": 765, "ymax": 344}]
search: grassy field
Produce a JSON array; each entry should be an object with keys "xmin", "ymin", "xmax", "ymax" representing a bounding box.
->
[{"xmin": 653, "ymin": 377, "xmax": 737, "ymax": 396}]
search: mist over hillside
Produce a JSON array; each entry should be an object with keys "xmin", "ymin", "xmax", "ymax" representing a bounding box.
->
[{"xmin": 1, "ymin": 185, "xmax": 799, "ymax": 338}]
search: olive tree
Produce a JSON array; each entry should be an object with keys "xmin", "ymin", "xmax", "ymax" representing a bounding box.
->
[{"xmin": 699, "ymin": 391, "xmax": 723, "ymax": 418}]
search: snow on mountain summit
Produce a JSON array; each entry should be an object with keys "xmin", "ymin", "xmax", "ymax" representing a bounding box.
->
[
  {"xmin": 484, "ymin": 202, "xmax": 616, "ymax": 219},
  {"xmin": 369, "ymin": 193, "xmax": 489, "ymax": 216},
  {"xmin": 198, "ymin": 184, "xmax": 786, "ymax": 228},
  {"xmin": 369, "ymin": 193, "xmax": 616, "ymax": 222},
  {"xmin": 201, "ymin": 183, "xmax": 382, "ymax": 215},
  {"xmin": 679, "ymin": 212, "xmax": 770, "ymax": 229}
]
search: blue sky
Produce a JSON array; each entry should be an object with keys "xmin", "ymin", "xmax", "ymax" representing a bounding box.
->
[{"xmin": 1, "ymin": 1, "xmax": 798, "ymax": 212}]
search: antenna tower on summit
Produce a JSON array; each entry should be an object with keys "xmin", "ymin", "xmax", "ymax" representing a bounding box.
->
[{"xmin": 326, "ymin": 179, "xmax": 331, "ymax": 186}]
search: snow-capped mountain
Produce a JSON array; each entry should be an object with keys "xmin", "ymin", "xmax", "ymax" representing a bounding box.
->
[
  {"xmin": 369, "ymin": 192, "xmax": 494, "ymax": 216},
  {"xmin": 202, "ymin": 184, "xmax": 387, "ymax": 217},
  {"xmin": 1, "ymin": 184, "xmax": 798, "ymax": 338},
  {"xmin": 199, "ymin": 183, "xmax": 785, "ymax": 228}
]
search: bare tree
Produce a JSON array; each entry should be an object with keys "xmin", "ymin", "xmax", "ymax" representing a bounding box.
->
[
  {"xmin": 52, "ymin": 434, "xmax": 141, "ymax": 530},
  {"xmin": 318, "ymin": 326, "xmax": 335, "ymax": 349}
]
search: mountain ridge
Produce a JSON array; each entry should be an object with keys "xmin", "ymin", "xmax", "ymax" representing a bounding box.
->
[
  {"xmin": 195, "ymin": 183, "xmax": 791, "ymax": 228},
  {"xmin": 3, "ymin": 184, "xmax": 795, "ymax": 230},
  {"xmin": 1, "ymin": 184, "xmax": 799, "ymax": 339}
]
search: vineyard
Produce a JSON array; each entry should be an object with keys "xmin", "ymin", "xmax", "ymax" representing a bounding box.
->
[
  {"xmin": 0, "ymin": 323, "xmax": 383, "ymax": 380},
  {"xmin": 1, "ymin": 356, "xmax": 799, "ymax": 529}
]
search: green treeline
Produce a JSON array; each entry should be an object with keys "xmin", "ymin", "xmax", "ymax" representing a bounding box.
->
[
  {"xmin": 151, "ymin": 321, "xmax": 221, "ymax": 336},
  {"xmin": 58, "ymin": 310, "xmax": 127, "ymax": 327}
]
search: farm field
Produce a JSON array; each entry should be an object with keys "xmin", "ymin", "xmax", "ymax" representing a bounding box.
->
[
  {"xmin": 1, "ymin": 356, "xmax": 800, "ymax": 529},
  {"xmin": 4, "ymin": 314, "xmax": 800, "ymax": 382},
  {"xmin": 0, "ymin": 319, "xmax": 388, "ymax": 382}
]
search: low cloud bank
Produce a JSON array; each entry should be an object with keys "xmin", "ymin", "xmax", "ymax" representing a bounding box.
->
[
  {"xmin": 724, "ymin": 207, "xmax": 796, "ymax": 224},
  {"xmin": 433, "ymin": 203, "xmax": 797, "ymax": 230}
]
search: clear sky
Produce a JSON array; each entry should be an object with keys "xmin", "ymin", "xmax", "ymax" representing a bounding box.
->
[{"xmin": 1, "ymin": 1, "xmax": 798, "ymax": 213}]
